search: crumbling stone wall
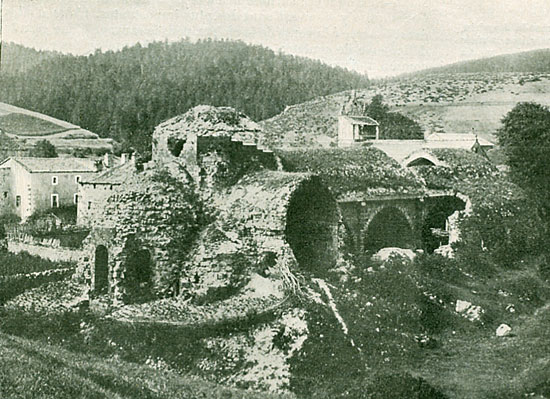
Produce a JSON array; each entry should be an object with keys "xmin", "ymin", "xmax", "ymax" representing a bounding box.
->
[
  {"xmin": 181, "ymin": 171, "xmax": 341, "ymax": 299},
  {"xmin": 78, "ymin": 167, "xmax": 205, "ymax": 302},
  {"xmin": 77, "ymin": 182, "xmax": 120, "ymax": 227},
  {"xmin": 152, "ymin": 105, "xmax": 276, "ymax": 186}
]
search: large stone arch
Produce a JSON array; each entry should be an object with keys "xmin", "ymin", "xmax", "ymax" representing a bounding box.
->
[
  {"xmin": 181, "ymin": 171, "xmax": 341, "ymax": 298},
  {"xmin": 285, "ymin": 177, "xmax": 339, "ymax": 271},
  {"xmin": 363, "ymin": 206, "xmax": 415, "ymax": 253}
]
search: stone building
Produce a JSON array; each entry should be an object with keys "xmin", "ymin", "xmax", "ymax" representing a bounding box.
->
[
  {"xmin": 77, "ymin": 106, "xmax": 340, "ymax": 302},
  {"xmin": 0, "ymin": 157, "xmax": 98, "ymax": 220},
  {"xmin": 337, "ymin": 92, "xmax": 379, "ymax": 146}
]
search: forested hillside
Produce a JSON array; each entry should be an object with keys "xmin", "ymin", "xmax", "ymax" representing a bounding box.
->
[
  {"xmin": 0, "ymin": 40, "xmax": 369, "ymax": 152},
  {"xmin": 0, "ymin": 43, "xmax": 60, "ymax": 74},
  {"xmin": 406, "ymin": 48, "xmax": 550, "ymax": 76}
]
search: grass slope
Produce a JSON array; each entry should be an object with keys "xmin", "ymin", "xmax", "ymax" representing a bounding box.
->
[
  {"xmin": 260, "ymin": 72, "xmax": 550, "ymax": 148},
  {"xmin": 0, "ymin": 113, "xmax": 68, "ymax": 136},
  {"xmin": 0, "ymin": 331, "xmax": 289, "ymax": 399}
]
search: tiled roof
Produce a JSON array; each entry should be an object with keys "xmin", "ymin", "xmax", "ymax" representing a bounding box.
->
[
  {"xmin": 342, "ymin": 115, "xmax": 379, "ymax": 125},
  {"xmin": 12, "ymin": 157, "xmax": 97, "ymax": 173},
  {"xmin": 81, "ymin": 161, "xmax": 135, "ymax": 184},
  {"xmin": 425, "ymin": 133, "xmax": 494, "ymax": 147}
]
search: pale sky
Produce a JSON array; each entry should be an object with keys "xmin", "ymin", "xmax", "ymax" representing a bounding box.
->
[{"xmin": 2, "ymin": 0, "xmax": 550, "ymax": 77}]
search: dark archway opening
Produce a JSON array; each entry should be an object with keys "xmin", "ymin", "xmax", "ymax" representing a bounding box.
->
[
  {"xmin": 94, "ymin": 245, "xmax": 109, "ymax": 294},
  {"xmin": 422, "ymin": 196, "xmax": 466, "ymax": 253},
  {"xmin": 408, "ymin": 157, "xmax": 436, "ymax": 166},
  {"xmin": 364, "ymin": 207, "xmax": 415, "ymax": 253},
  {"xmin": 286, "ymin": 179, "xmax": 339, "ymax": 272},
  {"xmin": 124, "ymin": 242, "xmax": 153, "ymax": 302}
]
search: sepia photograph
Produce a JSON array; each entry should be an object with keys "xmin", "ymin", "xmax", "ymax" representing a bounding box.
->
[{"xmin": 0, "ymin": 1, "xmax": 550, "ymax": 397}]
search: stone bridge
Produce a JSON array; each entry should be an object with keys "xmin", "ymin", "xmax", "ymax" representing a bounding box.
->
[{"xmin": 338, "ymin": 192, "xmax": 465, "ymax": 256}]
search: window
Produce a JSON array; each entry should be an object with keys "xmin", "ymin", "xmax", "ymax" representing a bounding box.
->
[
  {"xmin": 74, "ymin": 193, "xmax": 79, "ymax": 204},
  {"xmin": 75, "ymin": 175, "xmax": 81, "ymax": 184},
  {"xmin": 3, "ymin": 191, "xmax": 7, "ymax": 199},
  {"xmin": 15, "ymin": 195, "xmax": 21, "ymax": 207},
  {"xmin": 52, "ymin": 176, "xmax": 58, "ymax": 185},
  {"xmin": 51, "ymin": 194, "xmax": 59, "ymax": 208},
  {"xmin": 87, "ymin": 201, "xmax": 92, "ymax": 210}
]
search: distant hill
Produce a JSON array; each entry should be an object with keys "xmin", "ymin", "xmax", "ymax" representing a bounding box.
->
[
  {"xmin": 260, "ymin": 70, "xmax": 550, "ymax": 148},
  {"xmin": 0, "ymin": 39, "xmax": 370, "ymax": 153},
  {"xmin": 0, "ymin": 42, "xmax": 61, "ymax": 74},
  {"xmin": 406, "ymin": 48, "xmax": 550, "ymax": 76}
]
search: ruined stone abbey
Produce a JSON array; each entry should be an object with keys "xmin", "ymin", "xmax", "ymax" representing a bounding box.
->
[{"xmin": 75, "ymin": 104, "xmax": 468, "ymax": 303}]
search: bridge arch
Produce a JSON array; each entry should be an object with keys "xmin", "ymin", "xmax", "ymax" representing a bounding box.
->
[
  {"xmin": 363, "ymin": 206, "xmax": 415, "ymax": 253},
  {"xmin": 402, "ymin": 151, "xmax": 445, "ymax": 168}
]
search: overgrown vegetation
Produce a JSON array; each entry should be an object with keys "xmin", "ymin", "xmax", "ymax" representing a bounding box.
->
[
  {"xmin": 30, "ymin": 139, "xmax": 58, "ymax": 157},
  {"xmin": 0, "ymin": 331, "xmax": 289, "ymax": 399},
  {"xmin": 0, "ymin": 250, "xmax": 69, "ymax": 277},
  {"xmin": 277, "ymin": 147, "xmax": 425, "ymax": 196},
  {"xmin": 496, "ymin": 102, "xmax": 550, "ymax": 260}
]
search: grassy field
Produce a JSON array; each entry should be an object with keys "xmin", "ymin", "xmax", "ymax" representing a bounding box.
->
[
  {"xmin": 0, "ymin": 113, "xmax": 68, "ymax": 136},
  {"xmin": 0, "ymin": 331, "xmax": 291, "ymax": 399}
]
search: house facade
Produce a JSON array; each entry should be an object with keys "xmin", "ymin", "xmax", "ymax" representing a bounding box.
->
[{"xmin": 0, "ymin": 157, "xmax": 98, "ymax": 220}]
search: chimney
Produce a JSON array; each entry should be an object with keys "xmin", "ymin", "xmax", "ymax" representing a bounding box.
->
[
  {"xmin": 120, "ymin": 153, "xmax": 128, "ymax": 165},
  {"xmin": 103, "ymin": 153, "xmax": 113, "ymax": 168},
  {"xmin": 94, "ymin": 159, "xmax": 104, "ymax": 172}
]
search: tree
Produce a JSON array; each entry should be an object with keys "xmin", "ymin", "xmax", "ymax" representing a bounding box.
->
[
  {"xmin": 496, "ymin": 102, "xmax": 550, "ymax": 272},
  {"xmin": 31, "ymin": 139, "xmax": 58, "ymax": 158},
  {"xmin": 364, "ymin": 95, "xmax": 424, "ymax": 139}
]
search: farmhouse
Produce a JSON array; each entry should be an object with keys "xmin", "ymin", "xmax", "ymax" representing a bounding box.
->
[{"xmin": 0, "ymin": 157, "xmax": 98, "ymax": 220}]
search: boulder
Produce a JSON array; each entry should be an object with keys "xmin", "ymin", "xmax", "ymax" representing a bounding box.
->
[
  {"xmin": 434, "ymin": 244, "xmax": 455, "ymax": 258},
  {"xmin": 372, "ymin": 247, "xmax": 416, "ymax": 263},
  {"xmin": 496, "ymin": 323, "xmax": 512, "ymax": 337}
]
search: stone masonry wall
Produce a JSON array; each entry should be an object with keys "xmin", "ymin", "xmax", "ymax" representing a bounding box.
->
[{"xmin": 8, "ymin": 240, "xmax": 83, "ymax": 263}]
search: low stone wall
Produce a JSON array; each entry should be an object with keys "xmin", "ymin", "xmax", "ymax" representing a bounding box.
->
[{"xmin": 7, "ymin": 240, "xmax": 83, "ymax": 263}]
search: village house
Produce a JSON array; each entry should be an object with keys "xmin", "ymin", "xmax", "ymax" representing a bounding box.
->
[{"xmin": 0, "ymin": 157, "xmax": 98, "ymax": 220}]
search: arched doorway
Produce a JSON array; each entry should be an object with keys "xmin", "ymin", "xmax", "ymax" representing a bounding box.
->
[
  {"xmin": 124, "ymin": 243, "xmax": 153, "ymax": 302},
  {"xmin": 94, "ymin": 245, "xmax": 109, "ymax": 293},
  {"xmin": 364, "ymin": 207, "xmax": 415, "ymax": 253},
  {"xmin": 285, "ymin": 179, "xmax": 339, "ymax": 272}
]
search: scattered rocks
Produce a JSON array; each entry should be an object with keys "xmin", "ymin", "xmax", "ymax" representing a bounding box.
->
[{"xmin": 455, "ymin": 299, "xmax": 483, "ymax": 321}]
